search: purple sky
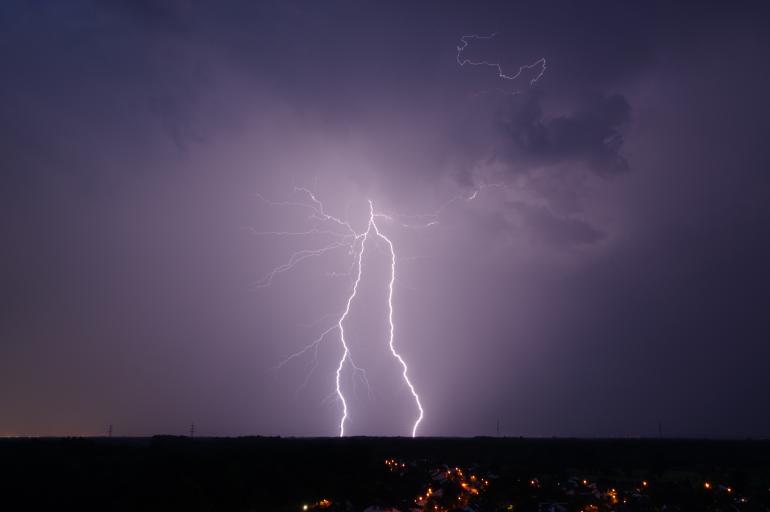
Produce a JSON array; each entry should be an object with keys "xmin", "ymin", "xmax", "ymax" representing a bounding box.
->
[{"xmin": 1, "ymin": 1, "xmax": 769, "ymax": 438}]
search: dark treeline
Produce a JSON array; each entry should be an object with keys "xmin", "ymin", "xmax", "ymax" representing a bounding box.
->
[{"xmin": 2, "ymin": 437, "xmax": 769, "ymax": 511}]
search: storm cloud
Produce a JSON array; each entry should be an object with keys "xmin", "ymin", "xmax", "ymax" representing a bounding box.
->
[{"xmin": 1, "ymin": 0, "xmax": 769, "ymax": 437}]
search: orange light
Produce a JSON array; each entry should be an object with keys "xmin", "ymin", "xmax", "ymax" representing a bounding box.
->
[
  {"xmin": 642, "ymin": 480, "xmax": 648, "ymax": 487},
  {"xmin": 726, "ymin": 487, "xmax": 732, "ymax": 493},
  {"xmin": 704, "ymin": 482, "xmax": 711, "ymax": 489}
]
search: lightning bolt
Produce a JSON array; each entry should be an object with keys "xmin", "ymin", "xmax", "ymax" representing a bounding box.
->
[
  {"xmin": 253, "ymin": 35, "xmax": 543, "ymax": 437},
  {"xmin": 254, "ymin": 188, "xmax": 423, "ymax": 437},
  {"xmin": 334, "ymin": 225, "xmax": 365, "ymax": 437},
  {"xmin": 457, "ymin": 32, "xmax": 546, "ymax": 86},
  {"xmin": 370, "ymin": 201, "xmax": 424, "ymax": 437}
]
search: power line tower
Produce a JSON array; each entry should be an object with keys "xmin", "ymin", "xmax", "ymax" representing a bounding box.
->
[{"xmin": 189, "ymin": 422, "xmax": 195, "ymax": 438}]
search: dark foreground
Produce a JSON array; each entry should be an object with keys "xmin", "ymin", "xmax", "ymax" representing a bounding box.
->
[{"xmin": 1, "ymin": 437, "xmax": 770, "ymax": 511}]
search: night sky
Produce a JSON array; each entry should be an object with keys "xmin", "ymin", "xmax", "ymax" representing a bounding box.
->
[{"xmin": 2, "ymin": 1, "xmax": 769, "ymax": 438}]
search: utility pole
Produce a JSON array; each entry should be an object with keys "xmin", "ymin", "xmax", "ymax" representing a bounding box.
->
[
  {"xmin": 108, "ymin": 424, "xmax": 113, "ymax": 438},
  {"xmin": 190, "ymin": 422, "xmax": 195, "ymax": 438}
]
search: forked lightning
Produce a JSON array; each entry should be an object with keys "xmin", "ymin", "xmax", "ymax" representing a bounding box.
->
[{"xmin": 255, "ymin": 189, "xmax": 423, "ymax": 437}]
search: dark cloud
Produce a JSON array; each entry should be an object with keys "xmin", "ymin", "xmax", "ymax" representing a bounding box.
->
[
  {"xmin": 1, "ymin": 0, "xmax": 769, "ymax": 437},
  {"xmin": 494, "ymin": 92, "xmax": 631, "ymax": 176}
]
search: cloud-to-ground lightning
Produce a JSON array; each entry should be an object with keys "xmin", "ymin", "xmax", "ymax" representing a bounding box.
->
[
  {"xmin": 370, "ymin": 201, "xmax": 424, "ymax": 437},
  {"xmin": 333, "ymin": 224, "xmax": 366, "ymax": 437},
  {"xmin": 253, "ymin": 36, "xmax": 543, "ymax": 437},
  {"xmin": 254, "ymin": 188, "xmax": 424, "ymax": 437},
  {"xmin": 457, "ymin": 33, "xmax": 547, "ymax": 86}
]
